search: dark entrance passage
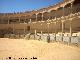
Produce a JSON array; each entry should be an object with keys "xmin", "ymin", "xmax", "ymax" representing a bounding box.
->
[{"xmin": 27, "ymin": 26, "xmax": 30, "ymax": 31}]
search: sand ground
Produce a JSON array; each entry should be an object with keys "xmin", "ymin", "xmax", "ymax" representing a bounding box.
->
[{"xmin": 0, "ymin": 38, "xmax": 80, "ymax": 60}]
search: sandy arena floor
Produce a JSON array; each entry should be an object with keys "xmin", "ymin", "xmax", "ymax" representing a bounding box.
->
[{"xmin": 0, "ymin": 38, "xmax": 80, "ymax": 60}]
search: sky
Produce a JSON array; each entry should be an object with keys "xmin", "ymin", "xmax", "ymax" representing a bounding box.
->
[{"xmin": 0, "ymin": 0, "xmax": 63, "ymax": 13}]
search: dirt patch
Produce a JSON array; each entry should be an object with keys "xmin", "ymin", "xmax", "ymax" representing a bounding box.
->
[{"xmin": 0, "ymin": 38, "xmax": 80, "ymax": 60}]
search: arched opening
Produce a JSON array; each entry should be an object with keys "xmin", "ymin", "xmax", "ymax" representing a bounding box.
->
[
  {"xmin": 50, "ymin": 10, "xmax": 56, "ymax": 19},
  {"xmin": 64, "ymin": 3, "xmax": 71, "ymax": 16},
  {"xmin": 43, "ymin": 12, "xmax": 49, "ymax": 20},
  {"xmin": 73, "ymin": 0, "xmax": 80, "ymax": 13},
  {"xmin": 64, "ymin": 3, "xmax": 71, "ymax": 8},
  {"xmin": 31, "ymin": 14, "xmax": 36, "ymax": 22},
  {"xmin": 37, "ymin": 13, "xmax": 42, "ymax": 21},
  {"xmin": 73, "ymin": 0, "xmax": 80, "ymax": 5},
  {"xmin": 56, "ymin": 7, "xmax": 63, "ymax": 18}
]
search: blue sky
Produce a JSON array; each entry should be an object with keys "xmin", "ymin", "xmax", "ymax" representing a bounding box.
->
[{"xmin": 0, "ymin": 0, "xmax": 63, "ymax": 13}]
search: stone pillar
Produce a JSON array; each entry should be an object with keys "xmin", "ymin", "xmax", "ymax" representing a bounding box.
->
[
  {"xmin": 70, "ymin": 20, "xmax": 72, "ymax": 37},
  {"xmin": 47, "ymin": 23, "xmax": 50, "ymax": 34},
  {"xmin": 69, "ymin": 2, "xmax": 73, "ymax": 43},
  {"xmin": 35, "ymin": 30, "xmax": 37, "ymax": 35},
  {"xmin": 41, "ymin": 23, "xmax": 43, "ymax": 34},
  {"xmin": 29, "ymin": 19, "xmax": 31, "ymax": 23},
  {"xmin": 69, "ymin": 19, "xmax": 72, "ymax": 43},
  {"xmin": 34, "ymin": 29, "xmax": 37, "ymax": 40},
  {"xmin": 54, "ymin": 22, "xmax": 57, "ymax": 41},
  {"xmin": 71, "ymin": 2, "xmax": 73, "ymax": 14},
  {"xmin": 61, "ymin": 20, "xmax": 65, "ymax": 42},
  {"xmin": 36, "ymin": 13, "xmax": 38, "ymax": 22},
  {"xmin": 42, "ymin": 12, "xmax": 44, "ymax": 21},
  {"xmin": 61, "ymin": 6, "xmax": 65, "ymax": 42},
  {"xmin": 24, "ymin": 24, "xmax": 26, "ymax": 34},
  {"xmin": 24, "ymin": 15, "xmax": 26, "ymax": 23}
]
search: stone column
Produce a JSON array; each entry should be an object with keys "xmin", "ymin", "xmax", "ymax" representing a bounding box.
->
[
  {"xmin": 24, "ymin": 24, "xmax": 26, "ymax": 34},
  {"xmin": 47, "ymin": 23, "xmax": 50, "ymax": 34},
  {"xmin": 71, "ymin": 2, "xmax": 73, "ymax": 14},
  {"xmin": 69, "ymin": 2, "xmax": 73, "ymax": 43},
  {"xmin": 36, "ymin": 13, "xmax": 38, "ymax": 22},
  {"xmin": 70, "ymin": 20, "xmax": 72, "ymax": 37},
  {"xmin": 61, "ymin": 20, "xmax": 65, "ymax": 42},
  {"xmin": 35, "ymin": 29, "xmax": 37, "ymax": 35},
  {"xmin": 61, "ymin": 6, "xmax": 65, "ymax": 42},
  {"xmin": 69, "ymin": 19, "xmax": 72, "ymax": 43},
  {"xmin": 54, "ymin": 22, "xmax": 57, "ymax": 41},
  {"xmin": 29, "ymin": 19, "xmax": 31, "ymax": 23},
  {"xmin": 41, "ymin": 23, "xmax": 43, "ymax": 34},
  {"xmin": 34, "ymin": 29, "xmax": 37, "ymax": 40},
  {"xmin": 24, "ymin": 15, "xmax": 26, "ymax": 23},
  {"xmin": 42, "ymin": 12, "xmax": 44, "ymax": 21}
]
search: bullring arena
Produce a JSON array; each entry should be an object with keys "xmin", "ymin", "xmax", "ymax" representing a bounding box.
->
[{"xmin": 0, "ymin": 0, "xmax": 80, "ymax": 60}]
